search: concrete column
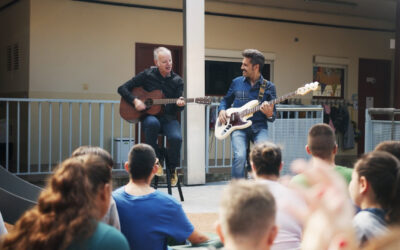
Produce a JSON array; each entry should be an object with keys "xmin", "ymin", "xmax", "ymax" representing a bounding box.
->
[
  {"xmin": 183, "ymin": 0, "xmax": 205, "ymax": 185},
  {"xmin": 395, "ymin": 0, "xmax": 400, "ymax": 108}
]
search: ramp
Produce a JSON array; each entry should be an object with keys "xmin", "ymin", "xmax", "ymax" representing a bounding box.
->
[
  {"xmin": 0, "ymin": 186, "xmax": 36, "ymax": 224},
  {"xmin": 0, "ymin": 166, "xmax": 42, "ymax": 224},
  {"xmin": 0, "ymin": 166, "xmax": 42, "ymax": 201}
]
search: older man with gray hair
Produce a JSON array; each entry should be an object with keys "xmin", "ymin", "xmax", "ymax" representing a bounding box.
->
[{"xmin": 118, "ymin": 47, "xmax": 184, "ymax": 186}]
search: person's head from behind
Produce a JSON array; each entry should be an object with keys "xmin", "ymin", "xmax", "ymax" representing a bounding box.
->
[
  {"xmin": 71, "ymin": 145, "xmax": 114, "ymax": 168},
  {"xmin": 154, "ymin": 47, "xmax": 172, "ymax": 77},
  {"xmin": 374, "ymin": 141, "xmax": 400, "ymax": 162},
  {"xmin": 306, "ymin": 123, "xmax": 337, "ymax": 162},
  {"xmin": 126, "ymin": 143, "xmax": 157, "ymax": 181},
  {"xmin": 349, "ymin": 151, "xmax": 400, "ymax": 224},
  {"xmin": 217, "ymin": 180, "xmax": 277, "ymax": 250},
  {"xmin": 241, "ymin": 49, "xmax": 265, "ymax": 79},
  {"xmin": 1, "ymin": 155, "xmax": 112, "ymax": 250},
  {"xmin": 250, "ymin": 142, "xmax": 282, "ymax": 178}
]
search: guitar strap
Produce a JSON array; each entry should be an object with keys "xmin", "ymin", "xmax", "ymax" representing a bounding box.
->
[{"xmin": 258, "ymin": 79, "xmax": 268, "ymax": 102}]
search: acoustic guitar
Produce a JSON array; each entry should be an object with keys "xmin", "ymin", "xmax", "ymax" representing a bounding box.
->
[
  {"xmin": 214, "ymin": 82, "xmax": 319, "ymax": 140},
  {"xmin": 120, "ymin": 87, "xmax": 212, "ymax": 123}
]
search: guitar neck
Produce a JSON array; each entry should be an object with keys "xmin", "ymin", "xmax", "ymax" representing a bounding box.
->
[
  {"xmin": 241, "ymin": 91, "xmax": 298, "ymax": 116},
  {"xmin": 153, "ymin": 98, "xmax": 196, "ymax": 105}
]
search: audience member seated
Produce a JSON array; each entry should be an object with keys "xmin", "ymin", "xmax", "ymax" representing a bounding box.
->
[
  {"xmin": 364, "ymin": 226, "xmax": 400, "ymax": 250},
  {"xmin": 290, "ymin": 158, "xmax": 357, "ymax": 250},
  {"xmin": 374, "ymin": 140, "xmax": 400, "ymax": 161},
  {"xmin": 0, "ymin": 155, "xmax": 129, "ymax": 250},
  {"xmin": 71, "ymin": 146, "xmax": 121, "ymax": 230},
  {"xmin": 250, "ymin": 142, "xmax": 305, "ymax": 250},
  {"xmin": 349, "ymin": 151, "xmax": 400, "ymax": 247},
  {"xmin": 291, "ymin": 123, "xmax": 352, "ymax": 186},
  {"xmin": 113, "ymin": 143, "xmax": 209, "ymax": 250},
  {"xmin": 0, "ymin": 211, "xmax": 7, "ymax": 236},
  {"xmin": 216, "ymin": 180, "xmax": 278, "ymax": 250}
]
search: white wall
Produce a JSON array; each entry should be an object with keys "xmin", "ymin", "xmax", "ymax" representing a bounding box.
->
[{"xmin": 28, "ymin": 0, "xmax": 394, "ymax": 100}]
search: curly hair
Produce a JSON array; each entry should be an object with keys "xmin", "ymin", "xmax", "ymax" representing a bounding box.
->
[{"xmin": 1, "ymin": 155, "xmax": 111, "ymax": 250}]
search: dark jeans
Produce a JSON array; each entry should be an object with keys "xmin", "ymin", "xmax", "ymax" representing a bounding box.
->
[{"xmin": 142, "ymin": 115, "xmax": 182, "ymax": 170}]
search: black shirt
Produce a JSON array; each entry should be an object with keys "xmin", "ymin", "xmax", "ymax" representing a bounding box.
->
[{"xmin": 118, "ymin": 67, "xmax": 184, "ymax": 118}]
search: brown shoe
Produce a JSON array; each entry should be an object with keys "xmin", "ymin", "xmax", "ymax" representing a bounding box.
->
[
  {"xmin": 170, "ymin": 169, "xmax": 178, "ymax": 186},
  {"xmin": 155, "ymin": 162, "xmax": 164, "ymax": 177}
]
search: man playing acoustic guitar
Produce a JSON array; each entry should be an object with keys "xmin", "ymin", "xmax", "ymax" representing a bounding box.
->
[
  {"xmin": 118, "ymin": 47, "xmax": 184, "ymax": 186},
  {"xmin": 218, "ymin": 49, "xmax": 276, "ymax": 179}
]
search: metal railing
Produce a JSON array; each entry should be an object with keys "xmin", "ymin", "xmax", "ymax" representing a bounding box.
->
[
  {"xmin": 0, "ymin": 98, "xmax": 134, "ymax": 174},
  {"xmin": 365, "ymin": 108, "xmax": 400, "ymax": 152},
  {"xmin": 1, "ymin": 98, "xmax": 323, "ymax": 177},
  {"xmin": 205, "ymin": 104, "xmax": 324, "ymax": 175}
]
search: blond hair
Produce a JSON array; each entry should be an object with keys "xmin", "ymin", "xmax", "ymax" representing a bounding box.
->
[{"xmin": 219, "ymin": 180, "xmax": 276, "ymax": 243}]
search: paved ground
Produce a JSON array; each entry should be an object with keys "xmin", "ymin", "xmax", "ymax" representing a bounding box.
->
[
  {"xmin": 156, "ymin": 181, "xmax": 229, "ymax": 232},
  {"xmin": 157, "ymin": 181, "xmax": 228, "ymax": 213}
]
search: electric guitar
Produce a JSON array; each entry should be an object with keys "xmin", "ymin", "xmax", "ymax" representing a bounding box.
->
[
  {"xmin": 120, "ymin": 87, "xmax": 212, "ymax": 123},
  {"xmin": 214, "ymin": 82, "xmax": 319, "ymax": 140}
]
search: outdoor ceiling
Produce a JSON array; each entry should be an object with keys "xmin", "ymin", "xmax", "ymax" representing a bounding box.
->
[
  {"xmin": 207, "ymin": 0, "xmax": 397, "ymax": 22},
  {"xmin": 0, "ymin": 0, "xmax": 15, "ymax": 9},
  {"xmin": 1, "ymin": 0, "xmax": 395, "ymax": 23}
]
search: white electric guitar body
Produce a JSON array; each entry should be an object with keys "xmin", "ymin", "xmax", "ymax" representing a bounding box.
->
[{"xmin": 215, "ymin": 82, "xmax": 319, "ymax": 140}]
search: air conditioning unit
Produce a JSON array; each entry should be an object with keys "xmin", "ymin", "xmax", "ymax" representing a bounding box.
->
[{"xmin": 113, "ymin": 138, "xmax": 135, "ymax": 164}]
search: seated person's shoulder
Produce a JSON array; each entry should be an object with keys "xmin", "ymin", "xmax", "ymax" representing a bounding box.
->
[
  {"xmin": 91, "ymin": 222, "xmax": 130, "ymax": 250},
  {"xmin": 111, "ymin": 186, "xmax": 125, "ymax": 199},
  {"xmin": 334, "ymin": 165, "xmax": 353, "ymax": 184},
  {"xmin": 154, "ymin": 190, "xmax": 182, "ymax": 206},
  {"xmin": 290, "ymin": 173, "xmax": 310, "ymax": 187}
]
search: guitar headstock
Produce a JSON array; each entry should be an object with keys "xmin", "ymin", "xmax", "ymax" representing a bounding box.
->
[
  {"xmin": 296, "ymin": 81, "xmax": 319, "ymax": 96},
  {"xmin": 195, "ymin": 96, "xmax": 212, "ymax": 105}
]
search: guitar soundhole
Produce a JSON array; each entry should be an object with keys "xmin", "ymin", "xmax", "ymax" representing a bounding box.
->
[{"xmin": 145, "ymin": 99, "xmax": 153, "ymax": 109}]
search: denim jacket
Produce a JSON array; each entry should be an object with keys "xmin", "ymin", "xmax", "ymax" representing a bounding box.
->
[{"xmin": 218, "ymin": 75, "xmax": 277, "ymax": 131}]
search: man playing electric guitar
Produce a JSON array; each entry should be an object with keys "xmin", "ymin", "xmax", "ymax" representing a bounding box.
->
[
  {"xmin": 218, "ymin": 49, "xmax": 276, "ymax": 179},
  {"xmin": 118, "ymin": 47, "xmax": 184, "ymax": 186}
]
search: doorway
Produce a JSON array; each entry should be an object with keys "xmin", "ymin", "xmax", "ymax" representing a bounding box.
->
[{"xmin": 357, "ymin": 58, "xmax": 391, "ymax": 155}]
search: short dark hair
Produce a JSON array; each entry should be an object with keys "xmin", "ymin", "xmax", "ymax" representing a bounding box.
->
[
  {"xmin": 355, "ymin": 151, "xmax": 400, "ymax": 224},
  {"xmin": 128, "ymin": 144, "xmax": 156, "ymax": 180},
  {"xmin": 374, "ymin": 141, "xmax": 400, "ymax": 162},
  {"xmin": 242, "ymin": 49, "xmax": 265, "ymax": 72},
  {"xmin": 250, "ymin": 143, "xmax": 281, "ymax": 177},
  {"xmin": 308, "ymin": 123, "xmax": 336, "ymax": 160}
]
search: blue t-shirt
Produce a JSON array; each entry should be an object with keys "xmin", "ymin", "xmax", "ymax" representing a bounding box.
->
[
  {"xmin": 67, "ymin": 222, "xmax": 129, "ymax": 250},
  {"xmin": 113, "ymin": 187, "xmax": 194, "ymax": 250}
]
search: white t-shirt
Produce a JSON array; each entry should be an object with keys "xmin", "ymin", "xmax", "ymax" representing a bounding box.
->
[{"xmin": 258, "ymin": 179, "xmax": 305, "ymax": 250}]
